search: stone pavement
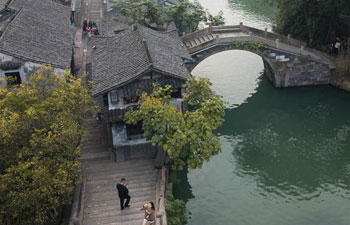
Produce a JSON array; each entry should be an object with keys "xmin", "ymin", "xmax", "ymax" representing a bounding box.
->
[
  {"xmin": 80, "ymin": 121, "xmax": 157, "ymax": 225},
  {"xmin": 81, "ymin": 158, "xmax": 158, "ymax": 225},
  {"xmin": 74, "ymin": 0, "xmax": 104, "ymax": 76}
]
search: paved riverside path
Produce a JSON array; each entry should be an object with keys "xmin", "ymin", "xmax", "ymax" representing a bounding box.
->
[{"xmin": 80, "ymin": 119, "xmax": 158, "ymax": 225}]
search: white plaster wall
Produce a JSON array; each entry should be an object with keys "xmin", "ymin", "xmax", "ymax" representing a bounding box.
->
[{"xmin": 0, "ymin": 52, "xmax": 14, "ymax": 62}]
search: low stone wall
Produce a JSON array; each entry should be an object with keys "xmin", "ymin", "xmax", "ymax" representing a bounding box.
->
[{"xmin": 271, "ymin": 61, "xmax": 332, "ymax": 87}]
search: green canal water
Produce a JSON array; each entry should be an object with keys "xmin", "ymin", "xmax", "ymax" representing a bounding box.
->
[{"xmin": 173, "ymin": 1, "xmax": 350, "ymax": 224}]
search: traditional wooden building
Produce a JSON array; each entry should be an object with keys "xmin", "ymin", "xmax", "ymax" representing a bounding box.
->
[
  {"xmin": 91, "ymin": 22, "xmax": 192, "ymax": 153},
  {"xmin": 0, "ymin": 0, "xmax": 74, "ymax": 86}
]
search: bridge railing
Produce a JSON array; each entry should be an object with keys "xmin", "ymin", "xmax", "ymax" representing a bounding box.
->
[
  {"xmin": 240, "ymin": 25, "xmax": 306, "ymax": 48},
  {"xmin": 181, "ymin": 27, "xmax": 212, "ymax": 43}
]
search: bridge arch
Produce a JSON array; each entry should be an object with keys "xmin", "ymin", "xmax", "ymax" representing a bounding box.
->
[
  {"xmin": 186, "ymin": 43, "xmax": 276, "ymax": 85},
  {"xmin": 182, "ymin": 25, "xmax": 333, "ymax": 88}
]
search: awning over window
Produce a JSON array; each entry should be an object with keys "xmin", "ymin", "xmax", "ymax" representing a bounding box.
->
[
  {"xmin": 0, "ymin": 61, "xmax": 22, "ymax": 70},
  {"xmin": 122, "ymin": 76, "xmax": 185, "ymax": 97}
]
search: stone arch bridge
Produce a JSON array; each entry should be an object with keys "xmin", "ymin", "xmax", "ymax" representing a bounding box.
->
[{"xmin": 182, "ymin": 23, "xmax": 335, "ymax": 88}]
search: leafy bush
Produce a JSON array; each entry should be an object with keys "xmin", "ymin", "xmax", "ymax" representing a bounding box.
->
[{"xmin": 165, "ymin": 191, "xmax": 189, "ymax": 225}]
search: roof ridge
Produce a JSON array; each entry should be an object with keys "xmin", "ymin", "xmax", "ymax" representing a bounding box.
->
[{"xmin": 135, "ymin": 25, "xmax": 153, "ymax": 68}]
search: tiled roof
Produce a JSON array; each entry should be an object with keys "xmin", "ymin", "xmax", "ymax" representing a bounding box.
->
[
  {"xmin": 138, "ymin": 25, "xmax": 191, "ymax": 80},
  {"xmin": 0, "ymin": 0, "xmax": 8, "ymax": 9},
  {"xmin": 91, "ymin": 28, "xmax": 151, "ymax": 96},
  {"xmin": 0, "ymin": 0, "xmax": 74, "ymax": 68},
  {"xmin": 91, "ymin": 22, "xmax": 192, "ymax": 96}
]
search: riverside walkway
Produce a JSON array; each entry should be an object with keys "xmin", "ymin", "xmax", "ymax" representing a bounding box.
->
[{"xmin": 182, "ymin": 24, "xmax": 335, "ymax": 88}]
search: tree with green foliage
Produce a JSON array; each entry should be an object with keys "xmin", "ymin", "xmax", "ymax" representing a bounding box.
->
[
  {"xmin": 113, "ymin": 0, "xmax": 143, "ymax": 25},
  {"xmin": 125, "ymin": 76, "xmax": 225, "ymax": 170},
  {"xmin": 0, "ymin": 66, "xmax": 96, "ymax": 225},
  {"xmin": 113, "ymin": 0, "xmax": 225, "ymax": 33},
  {"xmin": 206, "ymin": 10, "xmax": 225, "ymax": 26},
  {"xmin": 114, "ymin": 0, "xmax": 165, "ymax": 29},
  {"xmin": 172, "ymin": 0, "xmax": 207, "ymax": 33},
  {"xmin": 266, "ymin": 0, "xmax": 350, "ymax": 48},
  {"xmin": 165, "ymin": 191, "xmax": 188, "ymax": 225}
]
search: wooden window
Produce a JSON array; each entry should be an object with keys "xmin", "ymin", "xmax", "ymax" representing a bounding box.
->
[
  {"xmin": 110, "ymin": 90, "xmax": 119, "ymax": 104},
  {"xmin": 123, "ymin": 96, "xmax": 139, "ymax": 105},
  {"xmin": 171, "ymin": 88, "xmax": 182, "ymax": 98},
  {"xmin": 5, "ymin": 72, "xmax": 21, "ymax": 85},
  {"xmin": 126, "ymin": 122, "xmax": 143, "ymax": 139},
  {"xmin": 103, "ymin": 94, "xmax": 108, "ymax": 106}
]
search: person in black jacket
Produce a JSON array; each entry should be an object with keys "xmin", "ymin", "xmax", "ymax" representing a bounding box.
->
[{"xmin": 116, "ymin": 178, "xmax": 131, "ymax": 210}]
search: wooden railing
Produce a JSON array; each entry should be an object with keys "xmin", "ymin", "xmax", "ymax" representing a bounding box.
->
[{"xmin": 156, "ymin": 167, "xmax": 168, "ymax": 225}]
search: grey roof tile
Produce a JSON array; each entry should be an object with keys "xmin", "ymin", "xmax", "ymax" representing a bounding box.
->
[
  {"xmin": 0, "ymin": 0, "xmax": 74, "ymax": 68},
  {"xmin": 92, "ymin": 21, "xmax": 191, "ymax": 96}
]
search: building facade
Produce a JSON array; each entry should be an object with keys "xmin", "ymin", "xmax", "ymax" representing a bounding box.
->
[{"xmin": 91, "ymin": 22, "xmax": 192, "ymax": 157}]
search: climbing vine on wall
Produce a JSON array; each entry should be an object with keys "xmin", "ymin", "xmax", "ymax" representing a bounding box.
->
[{"xmin": 229, "ymin": 41, "xmax": 267, "ymax": 56}]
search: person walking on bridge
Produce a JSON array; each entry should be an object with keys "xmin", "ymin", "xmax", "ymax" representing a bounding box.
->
[{"xmin": 116, "ymin": 178, "xmax": 131, "ymax": 210}]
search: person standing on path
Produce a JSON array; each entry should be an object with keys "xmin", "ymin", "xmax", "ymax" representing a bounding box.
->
[
  {"xmin": 140, "ymin": 202, "xmax": 155, "ymax": 225},
  {"xmin": 116, "ymin": 178, "xmax": 131, "ymax": 210},
  {"xmin": 83, "ymin": 19, "xmax": 88, "ymax": 32}
]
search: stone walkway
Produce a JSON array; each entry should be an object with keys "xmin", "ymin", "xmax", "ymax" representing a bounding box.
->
[
  {"xmin": 76, "ymin": 2, "xmax": 160, "ymax": 224},
  {"xmin": 81, "ymin": 158, "xmax": 157, "ymax": 225},
  {"xmin": 80, "ymin": 120, "xmax": 158, "ymax": 225}
]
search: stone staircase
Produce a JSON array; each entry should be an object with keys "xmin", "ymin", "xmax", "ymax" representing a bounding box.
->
[
  {"xmin": 184, "ymin": 32, "xmax": 216, "ymax": 49},
  {"xmin": 80, "ymin": 118, "xmax": 110, "ymax": 162},
  {"xmin": 82, "ymin": 159, "xmax": 158, "ymax": 225}
]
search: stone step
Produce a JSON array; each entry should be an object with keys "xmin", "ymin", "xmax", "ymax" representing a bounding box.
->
[
  {"xmin": 84, "ymin": 216, "xmax": 144, "ymax": 225},
  {"xmin": 85, "ymin": 194, "xmax": 155, "ymax": 208},
  {"xmin": 213, "ymin": 27, "xmax": 241, "ymax": 33},
  {"xmin": 194, "ymin": 38, "xmax": 201, "ymax": 45},
  {"xmin": 85, "ymin": 206, "xmax": 144, "ymax": 220},
  {"xmin": 190, "ymin": 40, "xmax": 196, "ymax": 47},
  {"xmin": 82, "ymin": 146, "xmax": 110, "ymax": 154},
  {"xmin": 203, "ymin": 35, "xmax": 210, "ymax": 42},
  {"xmin": 87, "ymin": 168, "xmax": 158, "ymax": 182},
  {"xmin": 88, "ymin": 219, "xmax": 143, "ymax": 225},
  {"xmin": 86, "ymin": 189, "xmax": 156, "ymax": 202},
  {"xmin": 84, "ymin": 134, "xmax": 102, "ymax": 141},
  {"xmin": 86, "ymin": 175, "xmax": 158, "ymax": 188},
  {"xmin": 86, "ymin": 186, "xmax": 155, "ymax": 200},
  {"xmin": 84, "ymin": 199, "xmax": 153, "ymax": 215},
  {"xmin": 84, "ymin": 207, "xmax": 144, "ymax": 221},
  {"xmin": 84, "ymin": 139, "xmax": 103, "ymax": 145},
  {"xmin": 83, "ymin": 209, "xmax": 146, "ymax": 225},
  {"xmin": 82, "ymin": 160, "xmax": 155, "ymax": 172},
  {"xmin": 80, "ymin": 151, "xmax": 110, "ymax": 161},
  {"xmin": 185, "ymin": 41, "xmax": 192, "ymax": 48},
  {"xmin": 84, "ymin": 164, "xmax": 156, "ymax": 178},
  {"xmin": 86, "ymin": 181, "xmax": 157, "ymax": 194}
]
